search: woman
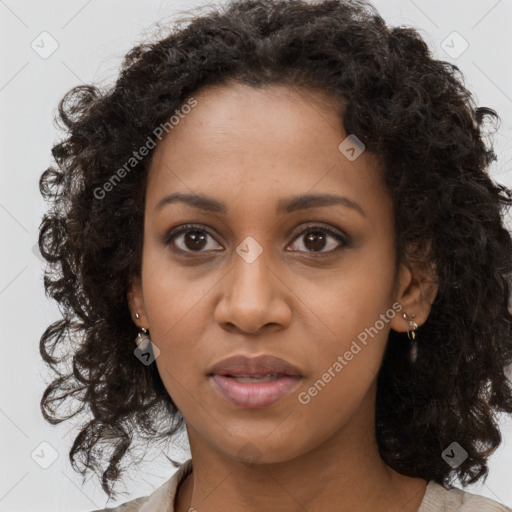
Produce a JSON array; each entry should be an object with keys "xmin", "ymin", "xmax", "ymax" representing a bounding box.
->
[{"xmin": 38, "ymin": 0, "xmax": 512, "ymax": 511}]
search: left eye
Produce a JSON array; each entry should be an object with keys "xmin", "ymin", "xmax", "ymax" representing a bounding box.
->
[
  {"xmin": 164, "ymin": 223, "xmax": 349, "ymax": 256},
  {"xmin": 288, "ymin": 226, "xmax": 348, "ymax": 255}
]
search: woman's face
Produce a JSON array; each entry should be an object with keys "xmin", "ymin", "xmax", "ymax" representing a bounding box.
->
[{"xmin": 129, "ymin": 82, "xmax": 430, "ymax": 464}]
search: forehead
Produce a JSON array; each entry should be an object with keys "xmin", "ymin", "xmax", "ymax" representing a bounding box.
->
[{"xmin": 146, "ymin": 82, "xmax": 386, "ymax": 216}]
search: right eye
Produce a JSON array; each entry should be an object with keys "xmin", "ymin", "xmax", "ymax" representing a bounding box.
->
[{"xmin": 164, "ymin": 224, "xmax": 223, "ymax": 253}]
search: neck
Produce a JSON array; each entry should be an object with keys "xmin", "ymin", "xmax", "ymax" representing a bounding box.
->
[{"xmin": 175, "ymin": 388, "xmax": 427, "ymax": 512}]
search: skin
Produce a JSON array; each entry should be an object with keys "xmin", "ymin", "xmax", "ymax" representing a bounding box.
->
[{"xmin": 128, "ymin": 81, "xmax": 438, "ymax": 512}]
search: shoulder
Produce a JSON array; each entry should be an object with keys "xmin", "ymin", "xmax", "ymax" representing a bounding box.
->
[
  {"xmin": 92, "ymin": 495, "xmax": 150, "ymax": 512},
  {"xmin": 419, "ymin": 480, "xmax": 511, "ymax": 512},
  {"xmin": 89, "ymin": 459, "xmax": 193, "ymax": 512}
]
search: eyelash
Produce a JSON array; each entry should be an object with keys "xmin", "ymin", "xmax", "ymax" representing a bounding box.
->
[{"xmin": 163, "ymin": 223, "xmax": 350, "ymax": 258}]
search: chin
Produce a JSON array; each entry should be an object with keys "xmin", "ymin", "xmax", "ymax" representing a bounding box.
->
[{"xmin": 216, "ymin": 433, "xmax": 311, "ymax": 466}]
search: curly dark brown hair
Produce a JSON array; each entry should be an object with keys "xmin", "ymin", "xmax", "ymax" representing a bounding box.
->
[{"xmin": 38, "ymin": 0, "xmax": 512, "ymax": 500}]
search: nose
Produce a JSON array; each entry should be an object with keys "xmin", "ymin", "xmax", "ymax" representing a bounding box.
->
[{"xmin": 214, "ymin": 247, "xmax": 292, "ymax": 335}]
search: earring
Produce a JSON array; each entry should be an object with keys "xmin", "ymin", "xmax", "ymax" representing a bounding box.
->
[
  {"xmin": 402, "ymin": 312, "xmax": 418, "ymax": 340},
  {"xmin": 134, "ymin": 313, "xmax": 151, "ymax": 350},
  {"xmin": 402, "ymin": 312, "xmax": 418, "ymax": 363}
]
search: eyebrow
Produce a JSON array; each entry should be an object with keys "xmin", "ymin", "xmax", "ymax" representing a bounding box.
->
[{"xmin": 154, "ymin": 192, "xmax": 366, "ymax": 217}]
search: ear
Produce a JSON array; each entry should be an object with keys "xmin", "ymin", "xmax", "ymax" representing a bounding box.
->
[
  {"xmin": 127, "ymin": 274, "xmax": 149, "ymax": 329},
  {"xmin": 390, "ymin": 244, "xmax": 439, "ymax": 334}
]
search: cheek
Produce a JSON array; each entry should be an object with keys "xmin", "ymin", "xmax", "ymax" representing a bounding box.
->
[
  {"xmin": 297, "ymin": 301, "xmax": 391, "ymax": 415},
  {"xmin": 295, "ymin": 244, "xmax": 396, "ymax": 409},
  {"xmin": 140, "ymin": 233, "xmax": 264, "ymax": 411},
  {"xmin": 303, "ymin": 243, "xmax": 396, "ymax": 351},
  {"xmin": 141, "ymin": 243, "xmax": 216, "ymax": 339},
  {"xmin": 293, "ymin": 291, "xmax": 393, "ymax": 439},
  {"xmin": 139, "ymin": 253, "xmax": 219, "ymax": 402}
]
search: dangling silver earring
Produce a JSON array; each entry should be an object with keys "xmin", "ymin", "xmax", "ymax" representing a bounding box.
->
[
  {"xmin": 134, "ymin": 313, "xmax": 151, "ymax": 350},
  {"xmin": 402, "ymin": 312, "xmax": 418, "ymax": 363}
]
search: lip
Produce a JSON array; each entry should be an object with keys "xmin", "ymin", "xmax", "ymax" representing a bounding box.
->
[
  {"xmin": 207, "ymin": 354, "xmax": 304, "ymax": 409},
  {"xmin": 210, "ymin": 374, "xmax": 302, "ymax": 408},
  {"xmin": 208, "ymin": 354, "xmax": 303, "ymax": 378}
]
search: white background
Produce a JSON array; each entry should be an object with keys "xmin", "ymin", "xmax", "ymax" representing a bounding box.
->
[{"xmin": 0, "ymin": 0, "xmax": 511, "ymax": 510}]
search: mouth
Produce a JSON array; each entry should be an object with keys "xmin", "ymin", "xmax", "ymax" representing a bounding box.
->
[
  {"xmin": 207, "ymin": 354, "xmax": 304, "ymax": 409},
  {"xmin": 209, "ymin": 374, "xmax": 303, "ymax": 409}
]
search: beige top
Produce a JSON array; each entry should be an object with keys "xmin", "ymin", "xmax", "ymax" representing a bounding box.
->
[{"xmin": 94, "ymin": 459, "xmax": 511, "ymax": 512}]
